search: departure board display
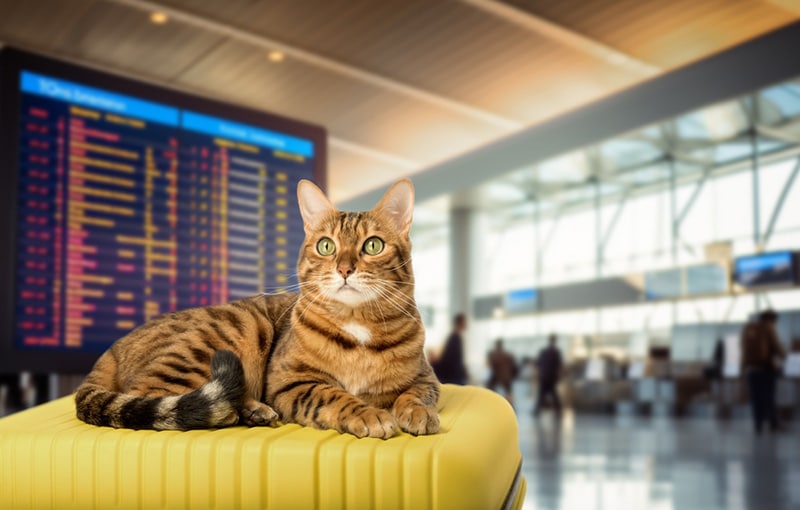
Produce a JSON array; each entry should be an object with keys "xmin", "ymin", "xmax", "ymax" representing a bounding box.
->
[{"xmin": 0, "ymin": 48, "xmax": 326, "ymax": 372}]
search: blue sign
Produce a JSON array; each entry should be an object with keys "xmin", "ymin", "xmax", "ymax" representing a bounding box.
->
[
  {"xmin": 735, "ymin": 251, "xmax": 795, "ymax": 287},
  {"xmin": 182, "ymin": 111, "xmax": 314, "ymax": 157},
  {"xmin": 504, "ymin": 288, "xmax": 539, "ymax": 314},
  {"xmin": 20, "ymin": 70, "xmax": 179, "ymax": 126}
]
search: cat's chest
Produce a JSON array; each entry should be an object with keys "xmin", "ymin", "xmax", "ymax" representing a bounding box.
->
[
  {"xmin": 334, "ymin": 322, "xmax": 389, "ymax": 395},
  {"xmin": 341, "ymin": 321, "xmax": 372, "ymax": 344},
  {"xmin": 335, "ymin": 357, "xmax": 382, "ymax": 396}
]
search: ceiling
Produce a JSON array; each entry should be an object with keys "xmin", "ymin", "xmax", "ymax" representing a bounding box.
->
[{"xmin": 0, "ymin": 0, "xmax": 799, "ymax": 203}]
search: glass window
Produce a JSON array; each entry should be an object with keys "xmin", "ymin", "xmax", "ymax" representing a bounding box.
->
[{"xmin": 412, "ymin": 227, "xmax": 450, "ymax": 350}]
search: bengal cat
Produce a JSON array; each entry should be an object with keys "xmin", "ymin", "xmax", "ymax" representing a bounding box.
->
[{"xmin": 74, "ymin": 179, "xmax": 440, "ymax": 439}]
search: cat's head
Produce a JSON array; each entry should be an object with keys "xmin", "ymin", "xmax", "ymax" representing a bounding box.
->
[{"xmin": 295, "ymin": 179, "xmax": 414, "ymax": 308}]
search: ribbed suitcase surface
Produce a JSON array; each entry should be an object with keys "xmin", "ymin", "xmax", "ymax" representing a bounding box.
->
[{"xmin": 0, "ymin": 384, "xmax": 525, "ymax": 510}]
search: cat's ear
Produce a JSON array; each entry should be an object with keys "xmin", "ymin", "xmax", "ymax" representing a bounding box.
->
[
  {"xmin": 297, "ymin": 180, "xmax": 336, "ymax": 232},
  {"xmin": 374, "ymin": 179, "xmax": 414, "ymax": 236}
]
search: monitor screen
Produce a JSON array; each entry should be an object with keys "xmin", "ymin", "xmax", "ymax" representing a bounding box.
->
[
  {"xmin": 644, "ymin": 268, "xmax": 683, "ymax": 300},
  {"xmin": 734, "ymin": 251, "xmax": 797, "ymax": 288},
  {"xmin": 0, "ymin": 48, "xmax": 326, "ymax": 373},
  {"xmin": 686, "ymin": 262, "xmax": 729, "ymax": 295},
  {"xmin": 503, "ymin": 288, "xmax": 538, "ymax": 315}
]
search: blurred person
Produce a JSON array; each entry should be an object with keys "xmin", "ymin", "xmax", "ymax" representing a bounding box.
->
[
  {"xmin": 0, "ymin": 374, "xmax": 22, "ymax": 414},
  {"xmin": 431, "ymin": 314, "xmax": 469, "ymax": 385},
  {"xmin": 741, "ymin": 309, "xmax": 786, "ymax": 435},
  {"xmin": 487, "ymin": 338, "xmax": 518, "ymax": 405},
  {"xmin": 534, "ymin": 333, "xmax": 563, "ymax": 417},
  {"xmin": 703, "ymin": 337, "xmax": 725, "ymax": 381}
]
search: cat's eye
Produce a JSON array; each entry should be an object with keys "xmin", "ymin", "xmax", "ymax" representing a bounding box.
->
[
  {"xmin": 316, "ymin": 237, "xmax": 336, "ymax": 256},
  {"xmin": 363, "ymin": 237, "xmax": 384, "ymax": 255}
]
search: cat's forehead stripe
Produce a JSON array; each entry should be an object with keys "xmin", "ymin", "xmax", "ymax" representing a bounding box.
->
[{"xmin": 334, "ymin": 212, "xmax": 369, "ymax": 238}]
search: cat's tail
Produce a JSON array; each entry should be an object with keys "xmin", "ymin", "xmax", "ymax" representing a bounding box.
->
[{"xmin": 75, "ymin": 350, "xmax": 247, "ymax": 430}]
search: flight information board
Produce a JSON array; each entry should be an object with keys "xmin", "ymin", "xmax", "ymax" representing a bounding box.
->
[{"xmin": 9, "ymin": 64, "xmax": 323, "ymax": 358}]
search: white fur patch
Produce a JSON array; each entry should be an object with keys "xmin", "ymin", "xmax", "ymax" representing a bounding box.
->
[
  {"xmin": 342, "ymin": 322, "xmax": 372, "ymax": 344},
  {"xmin": 201, "ymin": 380, "xmax": 223, "ymax": 400},
  {"xmin": 153, "ymin": 396, "xmax": 179, "ymax": 430}
]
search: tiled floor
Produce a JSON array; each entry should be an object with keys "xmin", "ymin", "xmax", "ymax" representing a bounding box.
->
[{"xmin": 514, "ymin": 387, "xmax": 800, "ymax": 510}]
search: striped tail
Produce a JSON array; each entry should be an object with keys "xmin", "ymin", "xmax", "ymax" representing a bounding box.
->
[{"xmin": 75, "ymin": 350, "xmax": 247, "ymax": 430}]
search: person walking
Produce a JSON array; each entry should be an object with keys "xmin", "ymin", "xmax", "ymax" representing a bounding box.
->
[
  {"xmin": 487, "ymin": 338, "xmax": 518, "ymax": 405},
  {"xmin": 741, "ymin": 309, "xmax": 786, "ymax": 435},
  {"xmin": 534, "ymin": 333, "xmax": 563, "ymax": 417},
  {"xmin": 431, "ymin": 314, "xmax": 469, "ymax": 385}
]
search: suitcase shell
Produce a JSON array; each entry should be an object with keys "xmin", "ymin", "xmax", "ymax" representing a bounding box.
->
[{"xmin": 0, "ymin": 384, "xmax": 525, "ymax": 509}]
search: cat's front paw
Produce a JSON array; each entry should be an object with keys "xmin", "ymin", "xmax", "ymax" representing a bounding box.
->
[
  {"xmin": 393, "ymin": 403, "xmax": 440, "ymax": 435},
  {"xmin": 240, "ymin": 400, "xmax": 279, "ymax": 427},
  {"xmin": 342, "ymin": 407, "xmax": 397, "ymax": 439}
]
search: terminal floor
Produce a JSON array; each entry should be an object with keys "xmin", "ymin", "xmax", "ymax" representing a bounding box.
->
[{"xmin": 514, "ymin": 387, "xmax": 800, "ymax": 510}]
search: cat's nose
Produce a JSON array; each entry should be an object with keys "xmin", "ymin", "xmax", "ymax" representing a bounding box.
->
[{"xmin": 337, "ymin": 264, "xmax": 354, "ymax": 279}]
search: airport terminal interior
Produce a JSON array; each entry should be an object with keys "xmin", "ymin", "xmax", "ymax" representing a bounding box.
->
[{"xmin": 2, "ymin": 1, "xmax": 800, "ymax": 509}]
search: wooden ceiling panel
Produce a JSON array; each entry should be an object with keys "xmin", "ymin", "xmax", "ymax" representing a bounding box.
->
[
  {"xmin": 174, "ymin": 39, "xmax": 506, "ymax": 164},
  {"xmin": 158, "ymin": 0, "xmax": 635, "ymax": 122},
  {"xmin": 0, "ymin": 0, "xmax": 98, "ymax": 51},
  {"xmin": 49, "ymin": 1, "xmax": 226, "ymax": 81},
  {"xmin": 503, "ymin": 0, "xmax": 798, "ymax": 68}
]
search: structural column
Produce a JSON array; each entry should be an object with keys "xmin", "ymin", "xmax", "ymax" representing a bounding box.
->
[{"xmin": 449, "ymin": 208, "xmax": 472, "ymax": 320}]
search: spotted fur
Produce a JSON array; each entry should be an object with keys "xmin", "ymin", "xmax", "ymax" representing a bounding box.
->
[{"xmin": 74, "ymin": 178, "xmax": 440, "ymax": 437}]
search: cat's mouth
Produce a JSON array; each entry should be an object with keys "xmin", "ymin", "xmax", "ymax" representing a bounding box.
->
[
  {"xmin": 338, "ymin": 282, "xmax": 360, "ymax": 293},
  {"xmin": 331, "ymin": 281, "xmax": 368, "ymax": 306}
]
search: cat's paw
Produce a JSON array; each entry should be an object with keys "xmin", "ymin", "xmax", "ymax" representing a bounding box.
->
[
  {"xmin": 240, "ymin": 400, "xmax": 279, "ymax": 427},
  {"xmin": 342, "ymin": 407, "xmax": 398, "ymax": 439},
  {"xmin": 393, "ymin": 403, "xmax": 440, "ymax": 435}
]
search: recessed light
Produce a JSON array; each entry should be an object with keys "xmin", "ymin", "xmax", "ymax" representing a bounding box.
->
[
  {"xmin": 150, "ymin": 11, "xmax": 169, "ymax": 25},
  {"xmin": 267, "ymin": 50, "xmax": 285, "ymax": 63}
]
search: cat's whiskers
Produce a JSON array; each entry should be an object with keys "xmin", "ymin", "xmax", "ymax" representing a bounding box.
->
[
  {"xmin": 371, "ymin": 279, "xmax": 417, "ymax": 303},
  {"xmin": 368, "ymin": 281, "xmax": 423, "ymax": 327},
  {"xmin": 363, "ymin": 286, "xmax": 390, "ymax": 335},
  {"xmin": 294, "ymin": 283, "xmax": 332, "ymax": 322},
  {"xmin": 372, "ymin": 277, "xmax": 415, "ymax": 287},
  {"xmin": 274, "ymin": 293, "xmax": 302, "ymax": 326},
  {"xmin": 370, "ymin": 291, "xmax": 421, "ymax": 327},
  {"xmin": 384, "ymin": 258, "xmax": 413, "ymax": 273},
  {"xmin": 260, "ymin": 280, "xmax": 317, "ymax": 325}
]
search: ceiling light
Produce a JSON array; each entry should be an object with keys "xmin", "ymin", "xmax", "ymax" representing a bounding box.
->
[
  {"xmin": 267, "ymin": 50, "xmax": 285, "ymax": 63},
  {"xmin": 150, "ymin": 11, "xmax": 169, "ymax": 25}
]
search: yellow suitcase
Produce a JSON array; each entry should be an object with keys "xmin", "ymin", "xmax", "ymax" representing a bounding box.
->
[{"xmin": 0, "ymin": 384, "xmax": 525, "ymax": 509}]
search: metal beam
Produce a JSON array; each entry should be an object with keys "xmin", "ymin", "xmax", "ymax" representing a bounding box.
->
[
  {"xmin": 595, "ymin": 178, "xmax": 602, "ymax": 277},
  {"xmin": 678, "ymin": 236, "xmax": 697, "ymax": 257},
  {"xmin": 761, "ymin": 156, "xmax": 800, "ymax": 249},
  {"xmin": 459, "ymin": 0, "xmax": 660, "ymax": 77},
  {"xmin": 600, "ymin": 191, "xmax": 629, "ymax": 248},
  {"xmin": 541, "ymin": 209, "xmax": 565, "ymax": 252},
  {"xmin": 107, "ymin": 0, "xmax": 522, "ymax": 130},
  {"xmin": 597, "ymin": 188, "xmax": 630, "ymax": 278},
  {"xmin": 522, "ymin": 143, "xmax": 800, "ymax": 224},
  {"xmin": 756, "ymin": 123, "xmax": 800, "ymax": 144},
  {"xmin": 669, "ymin": 158, "xmax": 679, "ymax": 264},
  {"xmin": 675, "ymin": 165, "xmax": 713, "ymax": 227},
  {"xmin": 751, "ymin": 130, "xmax": 762, "ymax": 247}
]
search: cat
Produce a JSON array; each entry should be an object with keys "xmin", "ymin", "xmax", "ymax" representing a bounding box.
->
[{"xmin": 74, "ymin": 178, "xmax": 440, "ymax": 439}]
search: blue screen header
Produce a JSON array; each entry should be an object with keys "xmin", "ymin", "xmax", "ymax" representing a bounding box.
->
[
  {"xmin": 182, "ymin": 111, "xmax": 314, "ymax": 157},
  {"xmin": 20, "ymin": 71, "xmax": 314, "ymax": 157},
  {"xmin": 506, "ymin": 288, "xmax": 538, "ymax": 302},
  {"xmin": 736, "ymin": 252, "xmax": 792, "ymax": 273},
  {"xmin": 20, "ymin": 70, "xmax": 179, "ymax": 126}
]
